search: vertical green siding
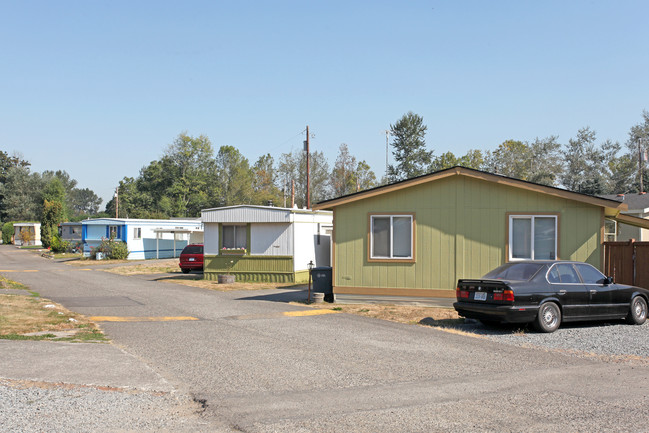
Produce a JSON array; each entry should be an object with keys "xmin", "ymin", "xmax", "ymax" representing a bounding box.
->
[{"xmin": 334, "ymin": 175, "xmax": 603, "ymax": 294}]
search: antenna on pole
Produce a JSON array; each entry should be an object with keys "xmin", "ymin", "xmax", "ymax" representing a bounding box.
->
[
  {"xmin": 304, "ymin": 125, "xmax": 311, "ymax": 209},
  {"xmin": 383, "ymin": 130, "xmax": 390, "ymax": 176},
  {"xmin": 639, "ymin": 137, "xmax": 645, "ymax": 194}
]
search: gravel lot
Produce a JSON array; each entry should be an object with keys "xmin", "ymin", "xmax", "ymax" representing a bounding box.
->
[
  {"xmin": 449, "ymin": 318, "xmax": 649, "ymax": 361},
  {"xmin": 0, "ymin": 379, "xmax": 223, "ymax": 433}
]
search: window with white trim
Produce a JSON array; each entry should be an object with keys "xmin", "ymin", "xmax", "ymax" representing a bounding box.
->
[
  {"xmin": 509, "ymin": 215, "xmax": 557, "ymax": 260},
  {"xmin": 133, "ymin": 227, "xmax": 141, "ymax": 239},
  {"xmin": 370, "ymin": 215, "xmax": 413, "ymax": 259},
  {"xmin": 223, "ymin": 224, "xmax": 247, "ymax": 249},
  {"xmin": 604, "ymin": 219, "xmax": 617, "ymax": 242}
]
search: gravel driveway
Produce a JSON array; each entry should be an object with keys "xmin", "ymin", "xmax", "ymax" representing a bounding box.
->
[{"xmin": 447, "ymin": 318, "xmax": 649, "ymax": 361}]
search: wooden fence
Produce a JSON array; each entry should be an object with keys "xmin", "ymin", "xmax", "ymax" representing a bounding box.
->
[{"xmin": 603, "ymin": 240, "xmax": 649, "ymax": 289}]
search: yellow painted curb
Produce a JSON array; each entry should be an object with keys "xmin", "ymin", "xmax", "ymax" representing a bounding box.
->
[
  {"xmin": 89, "ymin": 316, "xmax": 199, "ymax": 322},
  {"xmin": 0, "ymin": 270, "xmax": 38, "ymax": 272},
  {"xmin": 282, "ymin": 309, "xmax": 342, "ymax": 317}
]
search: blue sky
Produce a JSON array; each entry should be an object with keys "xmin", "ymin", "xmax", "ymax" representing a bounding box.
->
[{"xmin": 1, "ymin": 1, "xmax": 648, "ymax": 205}]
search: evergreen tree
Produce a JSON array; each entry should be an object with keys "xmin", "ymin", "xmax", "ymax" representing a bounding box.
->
[
  {"xmin": 625, "ymin": 110, "xmax": 649, "ymax": 192},
  {"xmin": 0, "ymin": 166, "xmax": 42, "ymax": 221},
  {"xmin": 386, "ymin": 112, "xmax": 432, "ymax": 182},
  {"xmin": 561, "ymin": 127, "xmax": 618, "ymax": 194}
]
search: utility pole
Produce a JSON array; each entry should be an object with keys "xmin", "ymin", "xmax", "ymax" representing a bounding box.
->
[
  {"xmin": 114, "ymin": 188, "xmax": 119, "ymax": 218},
  {"xmin": 305, "ymin": 125, "xmax": 311, "ymax": 209}
]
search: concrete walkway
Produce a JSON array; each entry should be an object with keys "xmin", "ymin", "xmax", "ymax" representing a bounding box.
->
[{"xmin": 0, "ymin": 340, "xmax": 173, "ymax": 391}]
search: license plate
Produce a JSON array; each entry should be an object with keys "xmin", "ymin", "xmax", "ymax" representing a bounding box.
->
[
  {"xmin": 474, "ymin": 292, "xmax": 487, "ymax": 301},
  {"xmin": 188, "ymin": 258, "xmax": 195, "ymax": 262}
]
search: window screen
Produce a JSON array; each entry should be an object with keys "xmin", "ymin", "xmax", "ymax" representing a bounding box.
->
[{"xmin": 223, "ymin": 225, "xmax": 247, "ymax": 249}]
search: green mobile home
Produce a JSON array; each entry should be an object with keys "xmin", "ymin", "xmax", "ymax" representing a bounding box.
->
[{"xmin": 313, "ymin": 166, "xmax": 649, "ymax": 301}]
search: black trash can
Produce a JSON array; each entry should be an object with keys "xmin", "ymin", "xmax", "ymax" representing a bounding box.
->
[{"xmin": 311, "ymin": 266, "xmax": 333, "ymax": 302}]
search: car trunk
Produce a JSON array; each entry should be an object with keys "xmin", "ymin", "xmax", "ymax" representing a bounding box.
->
[{"xmin": 456, "ymin": 279, "xmax": 516, "ymax": 304}]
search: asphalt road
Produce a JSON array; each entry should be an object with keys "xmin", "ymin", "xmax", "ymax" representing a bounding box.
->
[{"xmin": 2, "ymin": 245, "xmax": 649, "ymax": 432}]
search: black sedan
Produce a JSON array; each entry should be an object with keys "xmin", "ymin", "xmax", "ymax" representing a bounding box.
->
[{"xmin": 453, "ymin": 261, "xmax": 649, "ymax": 333}]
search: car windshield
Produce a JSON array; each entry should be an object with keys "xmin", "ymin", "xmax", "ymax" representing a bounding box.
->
[
  {"xmin": 182, "ymin": 245, "xmax": 203, "ymax": 255},
  {"xmin": 483, "ymin": 263, "xmax": 544, "ymax": 281}
]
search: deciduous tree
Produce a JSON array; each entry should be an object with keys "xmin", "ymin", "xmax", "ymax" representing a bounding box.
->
[
  {"xmin": 215, "ymin": 145, "xmax": 254, "ymax": 206},
  {"xmin": 163, "ymin": 133, "xmax": 215, "ymax": 216},
  {"xmin": 252, "ymin": 154, "xmax": 282, "ymax": 206},
  {"xmin": 277, "ymin": 149, "xmax": 331, "ymax": 208}
]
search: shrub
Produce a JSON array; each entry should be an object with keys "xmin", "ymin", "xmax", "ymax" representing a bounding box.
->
[
  {"xmin": 94, "ymin": 237, "xmax": 129, "ymax": 260},
  {"xmin": 19, "ymin": 228, "xmax": 34, "ymax": 245},
  {"xmin": 109, "ymin": 241, "xmax": 129, "ymax": 260},
  {"xmin": 49, "ymin": 234, "xmax": 70, "ymax": 253},
  {"xmin": 2, "ymin": 222, "xmax": 13, "ymax": 244}
]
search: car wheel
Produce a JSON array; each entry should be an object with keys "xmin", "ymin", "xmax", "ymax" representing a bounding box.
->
[
  {"xmin": 534, "ymin": 302, "xmax": 561, "ymax": 333},
  {"xmin": 181, "ymin": 268, "xmax": 190, "ymax": 274},
  {"xmin": 626, "ymin": 296, "xmax": 647, "ymax": 325}
]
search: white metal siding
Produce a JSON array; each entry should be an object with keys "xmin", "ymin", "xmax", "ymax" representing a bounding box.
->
[
  {"xmin": 201, "ymin": 205, "xmax": 332, "ymax": 224},
  {"xmin": 204, "ymin": 223, "xmax": 220, "ymax": 255},
  {"xmin": 202, "ymin": 207, "xmax": 291, "ymax": 223},
  {"xmin": 251, "ymin": 223, "xmax": 292, "ymax": 255},
  {"xmin": 292, "ymin": 221, "xmax": 331, "ymax": 271}
]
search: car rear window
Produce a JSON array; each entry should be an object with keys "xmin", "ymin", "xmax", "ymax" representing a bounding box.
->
[
  {"xmin": 182, "ymin": 245, "xmax": 203, "ymax": 255},
  {"xmin": 483, "ymin": 263, "xmax": 544, "ymax": 281}
]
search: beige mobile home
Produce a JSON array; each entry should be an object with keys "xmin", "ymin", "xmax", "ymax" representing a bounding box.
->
[{"xmin": 13, "ymin": 222, "xmax": 42, "ymax": 246}]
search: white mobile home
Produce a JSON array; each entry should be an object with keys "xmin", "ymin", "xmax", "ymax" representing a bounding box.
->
[
  {"xmin": 201, "ymin": 205, "xmax": 333, "ymax": 282},
  {"xmin": 82, "ymin": 218, "xmax": 203, "ymax": 260}
]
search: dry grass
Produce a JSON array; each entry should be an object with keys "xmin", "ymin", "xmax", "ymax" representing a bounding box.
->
[
  {"xmin": 0, "ymin": 276, "xmax": 30, "ymax": 292},
  {"xmin": 0, "ymin": 275, "xmax": 106, "ymax": 342},
  {"xmin": 66, "ymin": 258, "xmax": 131, "ymax": 266},
  {"xmin": 293, "ymin": 302, "xmax": 464, "ymax": 328},
  {"xmin": 104, "ymin": 263, "xmax": 181, "ymax": 275},
  {"xmin": 0, "ymin": 294, "xmax": 106, "ymax": 342},
  {"xmin": 64, "ymin": 258, "xmax": 180, "ymax": 274},
  {"xmin": 161, "ymin": 277, "xmax": 303, "ymax": 292}
]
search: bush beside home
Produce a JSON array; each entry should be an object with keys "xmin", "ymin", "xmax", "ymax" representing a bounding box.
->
[
  {"xmin": 91, "ymin": 237, "xmax": 129, "ymax": 260},
  {"xmin": 2, "ymin": 222, "xmax": 13, "ymax": 244}
]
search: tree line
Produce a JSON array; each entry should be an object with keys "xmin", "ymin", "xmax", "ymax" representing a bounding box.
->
[
  {"xmin": 103, "ymin": 133, "xmax": 378, "ymax": 218},
  {"xmin": 2, "ymin": 109, "xmax": 648, "ymax": 232},
  {"xmin": 387, "ymin": 110, "xmax": 649, "ymax": 196},
  {"xmin": 0, "ymin": 152, "xmax": 103, "ymax": 223},
  {"xmin": 0, "ymin": 151, "xmax": 104, "ymax": 247}
]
